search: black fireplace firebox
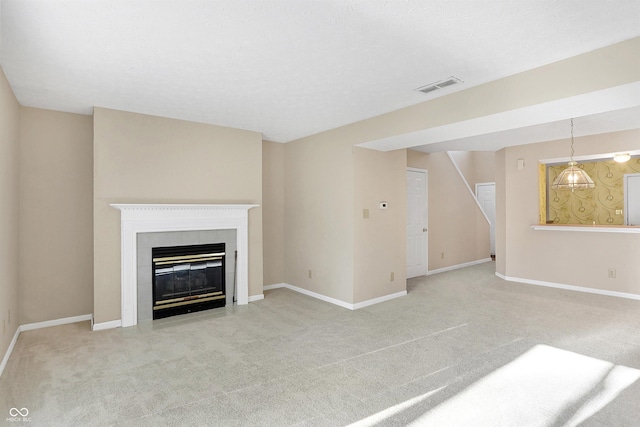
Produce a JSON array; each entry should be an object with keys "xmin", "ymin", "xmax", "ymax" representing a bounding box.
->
[{"xmin": 152, "ymin": 243, "xmax": 226, "ymax": 319}]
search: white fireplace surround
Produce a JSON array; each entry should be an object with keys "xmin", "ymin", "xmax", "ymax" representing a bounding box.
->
[{"xmin": 111, "ymin": 204, "xmax": 258, "ymax": 327}]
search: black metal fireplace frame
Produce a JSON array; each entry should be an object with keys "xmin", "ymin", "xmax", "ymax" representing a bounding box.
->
[{"xmin": 152, "ymin": 243, "xmax": 226, "ymax": 319}]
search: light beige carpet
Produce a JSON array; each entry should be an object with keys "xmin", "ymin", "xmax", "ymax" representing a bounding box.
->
[{"xmin": 1, "ymin": 261, "xmax": 639, "ymax": 426}]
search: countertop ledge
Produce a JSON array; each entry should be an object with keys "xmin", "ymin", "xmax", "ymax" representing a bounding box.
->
[{"xmin": 531, "ymin": 224, "xmax": 640, "ymax": 233}]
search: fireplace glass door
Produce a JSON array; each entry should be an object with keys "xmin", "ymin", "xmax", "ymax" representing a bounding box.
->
[{"xmin": 152, "ymin": 243, "xmax": 225, "ymax": 319}]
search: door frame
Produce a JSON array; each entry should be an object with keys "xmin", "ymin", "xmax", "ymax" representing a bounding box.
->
[
  {"xmin": 407, "ymin": 167, "xmax": 428, "ymax": 276},
  {"xmin": 624, "ymin": 173, "xmax": 640, "ymax": 226}
]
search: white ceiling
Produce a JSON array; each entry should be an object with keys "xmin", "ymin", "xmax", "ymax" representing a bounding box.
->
[{"xmin": 1, "ymin": 0, "xmax": 639, "ymax": 149}]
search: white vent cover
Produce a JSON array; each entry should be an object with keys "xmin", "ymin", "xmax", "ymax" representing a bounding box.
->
[{"xmin": 415, "ymin": 76, "xmax": 463, "ymax": 94}]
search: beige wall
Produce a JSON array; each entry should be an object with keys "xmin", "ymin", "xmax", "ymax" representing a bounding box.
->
[
  {"xmin": 0, "ymin": 66, "xmax": 20, "ymax": 358},
  {"xmin": 498, "ymin": 129, "xmax": 640, "ymax": 294},
  {"xmin": 262, "ymin": 140, "xmax": 285, "ymax": 285},
  {"xmin": 449, "ymin": 151, "xmax": 496, "ymax": 191},
  {"xmin": 408, "ymin": 150, "xmax": 490, "ymax": 271},
  {"xmin": 93, "ymin": 108, "xmax": 263, "ymax": 323},
  {"xmin": 353, "ymin": 147, "xmax": 407, "ymax": 303},
  {"xmin": 495, "ymin": 149, "xmax": 507, "ymax": 274},
  {"xmin": 448, "ymin": 151, "xmax": 474, "ymax": 187},
  {"xmin": 283, "ymin": 135, "xmax": 355, "ymax": 303},
  {"xmin": 19, "ymin": 107, "xmax": 94, "ymax": 324},
  {"xmin": 471, "ymin": 151, "xmax": 496, "ymax": 187}
]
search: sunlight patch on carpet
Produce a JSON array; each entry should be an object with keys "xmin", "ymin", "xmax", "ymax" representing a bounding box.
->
[
  {"xmin": 347, "ymin": 387, "xmax": 447, "ymax": 427},
  {"xmin": 409, "ymin": 344, "xmax": 640, "ymax": 426}
]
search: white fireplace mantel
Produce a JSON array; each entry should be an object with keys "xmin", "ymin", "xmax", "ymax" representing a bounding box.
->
[{"xmin": 111, "ymin": 203, "xmax": 258, "ymax": 327}]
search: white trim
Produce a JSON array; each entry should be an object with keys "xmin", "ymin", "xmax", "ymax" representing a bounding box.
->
[
  {"xmin": 264, "ymin": 283, "xmax": 407, "ymax": 310},
  {"xmin": 92, "ymin": 319, "xmax": 122, "ymax": 331},
  {"xmin": 280, "ymin": 283, "xmax": 354, "ymax": 309},
  {"xmin": 0, "ymin": 327, "xmax": 21, "ymax": 378},
  {"xmin": 475, "ymin": 181, "xmax": 496, "ymax": 188},
  {"xmin": 427, "ymin": 258, "xmax": 492, "ymax": 276},
  {"xmin": 624, "ymin": 173, "xmax": 640, "ymax": 226},
  {"xmin": 446, "ymin": 152, "xmax": 491, "ymax": 225},
  {"xmin": 406, "ymin": 167, "xmax": 427, "ymax": 173},
  {"xmin": 475, "ymin": 182, "xmax": 497, "ymax": 199},
  {"xmin": 495, "ymin": 272, "xmax": 640, "ymax": 301},
  {"xmin": 352, "ymin": 291, "xmax": 408, "ymax": 309},
  {"xmin": 20, "ymin": 314, "xmax": 93, "ymax": 332},
  {"xmin": 530, "ymin": 225, "xmax": 640, "ymax": 233},
  {"xmin": 263, "ymin": 283, "xmax": 287, "ymax": 291},
  {"xmin": 248, "ymin": 294, "xmax": 264, "ymax": 302},
  {"xmin": 111, "ymin": 203, "xmax": 258, "ymax": 328},
  {"xmin": 1, "ymin": 314, "xmax": 94, "ymax": 378}
]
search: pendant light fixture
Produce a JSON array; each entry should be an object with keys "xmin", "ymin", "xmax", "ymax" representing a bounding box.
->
[
  {"xmin": 613, "ymin": 153, "xmax": 631, "ymax": 163},
  {"xmin": 551, "ymin": 118, "xmax": 595, "ymax": 192}
]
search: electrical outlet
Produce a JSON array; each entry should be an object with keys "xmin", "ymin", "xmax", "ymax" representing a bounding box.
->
[
  {"xmin": 441, "ymin": 252, "xmax": 445, "ymax": 259},
  {"xmin": 608, "ymin": 268, "xmax": 616, "ymax": 279},
  {"xmin": 363, "ymin": 209, "xmax": 369, "ymax": 219},
  {"xmin": 390, "ymin": 272, "xmax": 395, "ymax": 282},
  {"xmin": 308, "ymin": 269, "xmax": 312, "ymax": 279}
]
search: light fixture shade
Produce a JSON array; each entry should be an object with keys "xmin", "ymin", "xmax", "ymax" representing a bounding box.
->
[
  {"xmin": 613, "ymin": 153, "xmax": 631, "ymax": 163},
  {"xmin": 551, "ymin": 161, "xmax": 595, "ymax": 191}
]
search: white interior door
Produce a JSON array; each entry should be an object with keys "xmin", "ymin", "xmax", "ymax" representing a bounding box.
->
[
  {"xmin": 625, "ymin": 174, "xmax": 640, "ymax": 226},
  {"xmin": 476, "ymin": 182, "xmax": 496, "ymax": 256},
  {"xmin": 407, "ymin": 169, "xmax": 428, "ymax": 278}
]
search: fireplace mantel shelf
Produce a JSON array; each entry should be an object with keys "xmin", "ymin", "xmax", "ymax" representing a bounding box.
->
[
  {"xmin": 111, "ymin": 203, "xmax": 258, "ymax": 328},
  {"xmin": 111, "ymin": 203, "xmax": 259, "ymax": 218},
  {"xmin": 112, "ymin": 203, "xmax": 259, "ymax": 210}
]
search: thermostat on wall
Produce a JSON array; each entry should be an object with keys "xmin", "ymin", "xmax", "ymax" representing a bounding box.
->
[{"xmin": 379, "ymin": 202, "xmax": 388, "ymax": 209}]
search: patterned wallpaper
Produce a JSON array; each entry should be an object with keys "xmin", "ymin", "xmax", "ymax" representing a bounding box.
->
[{"xmin": 548, "ymin": 157, "xmax": 640, "ymax": 225}]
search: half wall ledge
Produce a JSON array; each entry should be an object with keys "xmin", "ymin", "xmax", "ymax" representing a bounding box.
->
[{"xmin": 531, "ymin": 224, "xmax": 640, "ymax": 234}]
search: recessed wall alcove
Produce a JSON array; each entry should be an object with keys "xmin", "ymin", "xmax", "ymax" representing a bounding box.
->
[{"xmin": 111, "ymin": 204, "xmax": 258, "ymax": 327}]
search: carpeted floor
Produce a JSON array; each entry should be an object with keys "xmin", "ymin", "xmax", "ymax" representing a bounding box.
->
[{"xmin": 1, "ymin": 261, "xmax": 639, "ymax": 426}]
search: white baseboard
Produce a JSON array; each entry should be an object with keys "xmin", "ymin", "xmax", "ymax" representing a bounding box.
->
[
  {"xmin": 89, "ymin": 292, "xmax": 267, "ymax": 330},
  {"xmin": 264, "ymin": 283, "xmax": 407, "ymax": 310},
  {"xmin": 263, "ymin": 283, "xmax": 286, "ymax": 291},
  {"xmin": 495, "ymin": 272, "xmax": 640, "ymax": 301},
  {"xmin": 427, "ymin": 258, "xmax": 492, "ymax": 276},
  {"xmin": 92, "ymin": 319, "xmax": 122, "ymax": 331},
  {"xmin": 282, "ymin": 283, "xmax": 355, "ymax": 309},
  {"xmin": 0, "ymin": 327, "xmax": 21, "ymax": 379},
  {"xmin": 353, "ymin": 290, "xmax": 408, "ymax": 309},
  {"xmin": 20, "ymin": 314, "xmax": 93, "ymax": 332},
  {"xmin": 1, "ymin": 313, "xmax": 93, "ymax": 378}
]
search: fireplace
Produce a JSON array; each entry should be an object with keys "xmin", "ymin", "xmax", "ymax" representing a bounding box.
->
[
  {"xmin": 111, "ymin": 203, "xmax": 257, "ymax": 328},
  {"xmin": 152, "ymin": 243, "xmax": 226, "ymax": 319}
]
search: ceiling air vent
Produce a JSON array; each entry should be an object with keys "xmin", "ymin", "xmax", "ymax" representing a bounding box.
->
[{"xmin": 415, "ymin": 76, "xmax": 463, "ymax": 95}]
